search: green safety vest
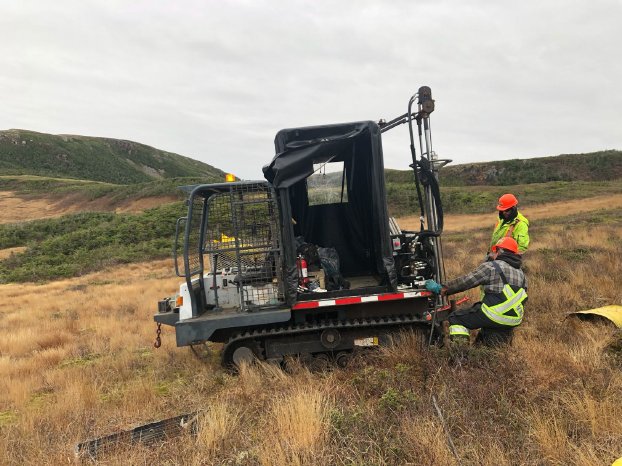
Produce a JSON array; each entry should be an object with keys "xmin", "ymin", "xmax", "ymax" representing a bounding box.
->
[
  {"xmin": 490, "ymin": 212, "xmax": 530, "ymax": 253},
  {"xmin": 481, "ymin": 262, "xmax": 528, "ymax": 327}
]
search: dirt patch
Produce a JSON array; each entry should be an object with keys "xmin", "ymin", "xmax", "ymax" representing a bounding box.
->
[
  {"xmin": 115, "ymin": 196, "xmax": 178, "ymax": 213},
  {"xmin": 0, "ymin": 191, "xmax": 177, "ymax": 224},
  {"xmin": 0, "ymin": 191, "xmax": 77, "ymax": 224},
  {"xmin": 0, "ymin": 246, "xmax": 27, "ymax": 261},
  {"xmin": 397, "ymin": 193, "xmax": 622, "ymax": 232}
]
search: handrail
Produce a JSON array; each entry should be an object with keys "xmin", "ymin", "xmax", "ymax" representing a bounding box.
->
[{"xmin": 173, "ymin": 216, "xmax": 187, "ymax": 278}]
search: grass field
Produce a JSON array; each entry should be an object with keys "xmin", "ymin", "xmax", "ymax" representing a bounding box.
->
[
  {"xmin": 0, "ymin": 197, "xmax": 621, "ymax": 465},
  {"xmin": 399, "ymin": 193, "xmax": 622, "ymax": 233}
]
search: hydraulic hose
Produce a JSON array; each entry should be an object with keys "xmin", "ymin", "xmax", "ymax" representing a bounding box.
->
[
  {"xmin": 410, "ymin": 144, "xmax": 426, "ymax": 231},
  {"xmin": 416, "ymin": 158, "xmax": 444, "ymax": 233}
]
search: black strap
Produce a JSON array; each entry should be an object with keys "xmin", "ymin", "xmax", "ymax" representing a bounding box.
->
[
  {"xmin": 491, "ymin": 260, "xmax": 509, "ymax": 286},
  {"xmin": 491, "ymin": 260, "xmax": 527, "ymax": 289}
]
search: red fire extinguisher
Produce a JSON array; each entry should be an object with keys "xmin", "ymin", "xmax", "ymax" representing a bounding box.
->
[{"xmin": 296, "ymin": 254, "xmax": 309, "ymax": 287}]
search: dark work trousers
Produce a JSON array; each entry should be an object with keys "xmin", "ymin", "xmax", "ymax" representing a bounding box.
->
[{"xmin": 448, "ymin": 302, "xmax": 515, "ymax": 346}]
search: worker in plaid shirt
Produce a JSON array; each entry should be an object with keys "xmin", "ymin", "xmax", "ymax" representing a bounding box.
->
[{"xmin": 426, "ymin": 237, "xmax": 528, "ymax": 346}]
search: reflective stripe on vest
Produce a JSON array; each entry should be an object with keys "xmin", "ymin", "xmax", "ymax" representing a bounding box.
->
[
  {"xmin": 481, "ymin": 284, "xmax": 527, "ymax": 326},
  {"xmin": 449, "ymin": 324, "xmax": 469, "ymax": 336},
  {"xmin": 506, "ymin": 222, "xmax": 517, "ymax": 237}
]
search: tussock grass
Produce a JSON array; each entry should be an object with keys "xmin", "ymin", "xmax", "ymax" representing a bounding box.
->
[
  {"xmin": 194, "ymin": 401, "xmax": 241, "ymax": 460},
  {"xmin": 1, "ymin": 201, "xmax": 621, "ymax": 465},
  {"xmin": 257, "ymin": 386, "xmax": 331, "ymax": 465}
]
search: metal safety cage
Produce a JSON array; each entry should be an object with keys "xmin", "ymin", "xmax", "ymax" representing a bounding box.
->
[{"xmin": 181, "ymin": 181, "xmax": 285, "ymax": 317}]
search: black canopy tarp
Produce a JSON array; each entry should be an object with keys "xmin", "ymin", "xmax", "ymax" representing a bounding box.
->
[{"xmin": 263, "ymin": 121, "xmax": 397, "ymax": 303}]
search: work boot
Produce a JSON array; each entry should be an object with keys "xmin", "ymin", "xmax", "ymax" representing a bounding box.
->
[
  {"xmin": 450, "ymin": 334, "xmax": 470, "ymax": 346},
  {"xmin": 447, "ymin": 334, "xmax": 470, "ymax": 365},
  {"xmin": 469, "ymin": 329, "xmax": 480, "ymax": 345},
  {"xmin": 446, "ymin": 324, "xmax": 471, "ymax": 364}
]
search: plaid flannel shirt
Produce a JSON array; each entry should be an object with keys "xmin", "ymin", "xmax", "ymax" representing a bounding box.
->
[{"xmin": 444, "ymin": 259, "xmax": 528, "ymax": 295}]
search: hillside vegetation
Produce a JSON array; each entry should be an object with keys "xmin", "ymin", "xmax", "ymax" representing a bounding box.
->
[
  {"xmin": 0, "ymin": 129, "xmax": 226, "ymax": 184},
  {"xmin": 385, "ymin": 150, "xmax": 622, "ymax": 186},
  {"xmin": 3, "ymin": 170, "xmax": 621, "ymax": 224},
  {"xmin": 1, "ymin": 147, "xmax": 621, "ymax": 283},
  {"xmin": 1, "ymin": 176, "xmax": 621, "ymax": 284},
  {"xmin": 387, "ymin": 179, "xmax": 622, "ymax": 216},
  {"xmin": 0, "ymin": 203, "xmax": 185, "ymax": 283}
]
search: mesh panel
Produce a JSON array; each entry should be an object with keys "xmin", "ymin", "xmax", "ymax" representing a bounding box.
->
[
  {"xmin": 186, "ymin": 197, "xmax": 204, "ymax": 277},
  {"xmin": 204, "ymin": 191, "xmax": 237, "ymax": 270},
  {"xmin": 203, "ymin": 183, "xmax": 283, "ymax": 310}
]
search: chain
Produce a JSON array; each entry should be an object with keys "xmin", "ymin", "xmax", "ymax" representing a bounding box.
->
[{"xmin": 154, "ymin": 323, "xmax": 162, "ymax": 348}]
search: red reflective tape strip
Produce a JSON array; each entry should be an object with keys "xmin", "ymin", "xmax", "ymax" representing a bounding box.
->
[
  {"xmin": 378, "ymin": 292, "xmax": 404, "ymax": 301},
  {"xmin": 335, "ymin": 296, "xmax": 364, "ymax": 305},
  {"xmin": 292, "ymin": 290, "xmax": 431, "ymax": 310},
  {"xmin": 292, "ymin": 301, "xmax": 320, "ymax": 310}
]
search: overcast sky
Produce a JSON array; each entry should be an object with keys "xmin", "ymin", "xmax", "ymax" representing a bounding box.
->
[{"xmin": 1, "ymin": 0, "xmax": 621, "ymax": 179}]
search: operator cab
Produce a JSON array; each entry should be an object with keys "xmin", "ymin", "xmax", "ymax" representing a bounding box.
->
[{"xmin": 265, "ymin": 121, "xmax": 396, "ymax": 301}]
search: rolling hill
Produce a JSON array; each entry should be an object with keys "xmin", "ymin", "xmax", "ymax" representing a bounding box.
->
[
  {"xmin": 385, "ymin": 150, "xmax": 622, "ymax": 186},
  {"xmin": 0, "ymin": 129, "xmax": 226, "ymax": 184}
]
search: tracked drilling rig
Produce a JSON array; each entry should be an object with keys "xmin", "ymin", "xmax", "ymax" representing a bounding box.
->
[{"xmin": 154, "ymin": 87, "xmax": 451, "ymax": 367}]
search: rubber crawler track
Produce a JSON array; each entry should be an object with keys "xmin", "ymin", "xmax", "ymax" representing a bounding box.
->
[{"xmin": 221, "ymin": 313, "xmax": 440, "ymax": 366}]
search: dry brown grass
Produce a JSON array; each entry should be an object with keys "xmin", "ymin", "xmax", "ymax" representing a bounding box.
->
[
  {"xmin": 1, "ymin": 200, "xmax": 621, "ymax": 465},
  {"xmin": 0, "ymin": 190, "xmax": 176, "ymax": 224},
  {"xmin": 257, "ymin": 385, "xmax": 331, "ymax": 466},
  {"xmin": 0, "ymin": 191, "xmax": 71, "ymax": 224},
  {"xmin": 194, "ymin": 401, "xmax": 241, "ymax": 461}
]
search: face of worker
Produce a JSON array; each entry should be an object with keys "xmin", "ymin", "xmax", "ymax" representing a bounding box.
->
[{"xmin": 501, "ymin": 208, "xmax": 513, "ymax": 220}]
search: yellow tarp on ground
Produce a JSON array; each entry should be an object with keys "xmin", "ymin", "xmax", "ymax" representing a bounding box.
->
[{"xmin": 573, "ymin": 305, "xmax": 622, "ymax": 328}]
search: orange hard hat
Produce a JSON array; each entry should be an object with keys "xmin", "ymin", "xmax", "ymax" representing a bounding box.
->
[
  {"xmin": 491, "ymin": 237, "xmax": 519, "ymax": 254},
  {"xmin": 496, "ymin": 193, "xmax": 518, "ymax": 211}
]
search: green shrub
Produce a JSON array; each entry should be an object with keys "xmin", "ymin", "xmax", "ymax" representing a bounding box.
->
[{"xmin": 0, "ymin": 203, "xmax": 186, "ymax": 283}]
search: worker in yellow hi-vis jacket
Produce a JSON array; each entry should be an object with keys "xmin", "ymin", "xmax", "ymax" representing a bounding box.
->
[{"xmin": 489, "ymin": 193, "xmax": 530, "ymax": 255}]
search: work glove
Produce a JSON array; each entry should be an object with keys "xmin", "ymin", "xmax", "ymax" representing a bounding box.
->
[{"xmin": 425, "ymin": 279, "xmax": 443, "ymax": 294}]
